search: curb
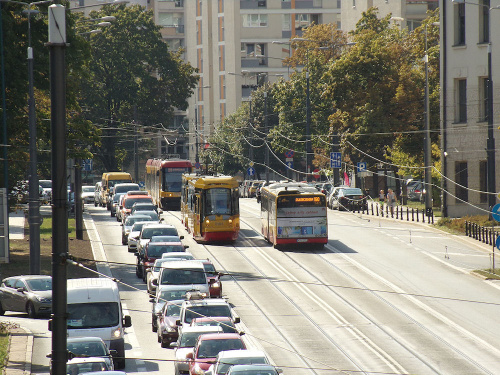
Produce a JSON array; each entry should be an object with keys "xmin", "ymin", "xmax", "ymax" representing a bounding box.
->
[{"xmin": 5, "ymin": 326, "xmax": 33, "ymax": 375}]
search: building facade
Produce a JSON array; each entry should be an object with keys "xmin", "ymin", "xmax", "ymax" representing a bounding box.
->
[{"xmin": 440, "ymin": 0, "xmax": 500, "ymax": 217}]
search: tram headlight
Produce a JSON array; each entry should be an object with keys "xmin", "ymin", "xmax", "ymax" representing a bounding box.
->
[
  {"xmin": 205, "ymin": 219, "xmax": 210, "ymax": 226},
  {"xmin": 228, "ymin": 219, "xmax": 232, "ymax": 224}
]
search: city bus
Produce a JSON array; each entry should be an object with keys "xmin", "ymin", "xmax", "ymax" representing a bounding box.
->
[
  {"xmin": 100, "ymin": 172, "xmax": 133, "ymax": 209},
  {"xmin": 260, "ymin": 182, "xmax": 328, "ymax": 248},
  {"xmin": 181, "ymin": 174, "xmax": 240, "ymax": 242},
  {"xmin": 145, "ymin": 159, "xmax": 192, "ymax": 210}
]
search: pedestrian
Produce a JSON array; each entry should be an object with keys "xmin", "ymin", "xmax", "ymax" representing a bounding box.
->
[
  {"xmin": 386, "ymin": 189, "xmax": 396, "ymax": 217},
  {"xmin": 379, "ymin": 189, "xmax": 385, "ymax": 202}
]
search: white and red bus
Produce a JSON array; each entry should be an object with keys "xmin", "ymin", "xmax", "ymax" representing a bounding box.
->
[{"xmin": 260, "ymin": 182, "xmax": 328, "ymax": 248}]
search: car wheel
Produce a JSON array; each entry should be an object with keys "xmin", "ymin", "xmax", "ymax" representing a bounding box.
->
[
  {"xmin": 136, "ymin": 266, "xmax": 142, "ymax": 278},
  {"xmin": 111, "ymin": 210, "xmax": 115, "ymax": 217},
  {"xmin": 160, "ymin": 339, "xmax": 169, "ymax": 348},
  {"xmin": 115, "ymin": 358, "xmax": 126, "ymax": 370},
  {"xmin": 122, "ymin": 236, "xmax": 127, "ymax": 246},
  {"xmin": 0, "ymin": 302, "xmax": 4, "ymax": 316},
  {"xmin": 142, "ymin": 271, "xmax": 146, "ymax": 283},
  {"xmin": 26, "ymin": 302, "xmax": 37, "ymax": 319}
]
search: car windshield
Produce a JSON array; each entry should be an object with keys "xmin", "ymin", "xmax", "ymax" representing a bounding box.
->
[
  {"xmin": 179, "ymin": 332, "xmax": 205, "ymax": 348},
  {"xmin": 160, "ymin": 268, "xmax": 206, "ymax": 286},
  {"xmin": 230, "ymin": 370, "xmax": 276, "ymax": 375},
  {"xmin": 125, "ymin": 197, "xmax": 152, "ymax": 209},
  {"xmin": 39, "ymin": 180, "xmax": 52, "ymax": 188},
  {"xmin": 147, "ymin": 244, "xmax": 184, "ymax": 257},
  {"xmin": 203, "ymin": 263, "xmax": 217, "ymax": 275},
  {"xmin": 137, "ymin": 211, "xmax": 159, "ymax": 220},
  {"xmin": 185, "ymin": 305, "xmax": 231, "ymax": 323},
  {"xmin": 113, "ymin": 193, "xmax": 125, "ymax": 203},
  {"xmin": 165, "ymin": 303, "xmax": 181, "ymax": 317},
  {"xmin": 218, "ymin": 357, "xmax": 267, "ymax": 374},
  {"xmin": 26, "ymin": 278, "xmax": 52, "ymax": 291},
  {"xmin": 159, "ymin": 290, "xmax": 188, "ymax": 301},
  {"xmin": 114, "ymin": 184, "xmax": 139, "ymax": 194},
  {"xmin": 197, "ymin": 338, "xmax": 244, "ymax": 358},
  {"xmin": 67, "ymin": 302, "xmax": 119, "ymax": 329},
  {"xmin": 67, "ymin": 341, "xmax": 107, "ymax": 357},
  {"xmin": 67, "ymin": 361, "xmax": 110, "ymax": 374},
  {"xmin": 343, "ymin": 188, "xmax": 363, "ymax": 196},
  {"xmin": 141, "ymin": 227, "xmax": 178, "ymax": 239},
  {"xmin": 108, "ymin": 179, "xmax": 132, "ymax": 188},
  {"xmin": 125, "ymin": 216, "xmax": 153, "ymax": 226},
  {"xmin": 194, "ymin": 320, "xmax": 236, "ymax": 333},
  {"xmin": 82, "ymin": 186, "xmax": 94, "ymax": 193},
  {"xmin": 132, "ymin": 205, "xmax": 156, "ymax": 212},
  {"xmin": 132, "ymin": 222, "xmax": 149, "ymax": 232},
  {"xmin": 151, "ymin": 236, "xmax": 180, "ymax": 242}
]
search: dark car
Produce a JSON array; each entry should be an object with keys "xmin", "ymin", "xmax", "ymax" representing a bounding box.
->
[
  {"xmin": 328, "ymin": 187, "xmax": 367, "ymax": 211},
  {"xmin": 66, "ymin": 336, "xmax": 115, "ymax": 370},
  {"xmin": 130, "ymin": 202, "xmax": 162, "ymax": 216},
  {"xmin": 0, "ymin": 275, "xmax": 52, "ymax": 318},
  {"xmin": 157, "ymin": 299, "xmax": 182, "ymax": 348},
  {"xmin": 137, "ymin": 241, "xmax": 187, "ymax": 282}
]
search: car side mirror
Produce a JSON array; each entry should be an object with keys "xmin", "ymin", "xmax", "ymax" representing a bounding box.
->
[
  {"xmin": 180, "ymin": 236, "xmax": 184, "ymax": 240},
  {"xmin": 175, "ymin": 319, "xmax": 181, "ymax": 326},
  {"xmin": 152, "ymin": 279, "xmax": 158, "ymax": 286},
  {"xmin": 184, "ymin": 245, "xmax": 189, "ymax": 249},
  {"xmin": 186, "ymin": 352, "xmax": 194, "ymax": 360},
  {"xmin": 109, "ymin": 350, "xmax": 118, "ymax": 356},
  {"xmin": 16, "ymin": 287, "xmax": 25, "ymax": 293},
  {"xmin": 123, "ymin": 315, "xmax": 132, "ymax": 328},
  {"xmin": 120, "ymin": 223, "xmax": 123, "ymax": 226},
  {"xmin": 233, "ymin": 317, "xmax": 240, "ymax": 324},
  {"xmin": 149, "ymin": 298, "xmax": 154, "ymax": 303}
]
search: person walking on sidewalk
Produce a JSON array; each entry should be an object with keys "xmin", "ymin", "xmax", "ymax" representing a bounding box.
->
[{"xmin": 386, "ymin": 189, "xmax": 396, "ymax": 217}]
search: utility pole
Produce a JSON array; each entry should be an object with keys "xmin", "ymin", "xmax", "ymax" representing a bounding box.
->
[
  {"xmin": 48, "ymin": 5, "xmax": 67, "ymax": 375},
  {"xmin": 26, "ymin": 5, "xmax": 40, "ymax": 274},
  {"xmin": 248, "ymin": 101, "xmax": 253, "ymax": 179},
  {"xmin": 133, "ymin": 105, "xmax": 138, "ymax": 182},
  {"xmin": 486, "ymin": 34, "xmax": 496, "ymax": 218},
  {"xmin": 305, "ymin": 68, "xmax": 311, "ymax": 182},
  {"xmin": 74, "ymin": 159, "xmax": 83, "ymax": 240},
  {"xmin": 264, "ymin": 92, "xmax": 269, "ymax": 184},
  {"xmin": 424, "ymin": 24, "xmax": 433, "ymax": 217}
]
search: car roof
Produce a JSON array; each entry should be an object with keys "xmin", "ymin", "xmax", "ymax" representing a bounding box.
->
[
  {"xmin": 4, "ymin": 275, "xmax": 51, "ymax": 281},
  {"xmin": 160, "ymin": 259, "xmax": 202, "ymax": 269},
  {"xmin": 184, "ymin": 298, "xmax": 230, "ymax": 307},
  {"xmin": 66, "ymin": 356, "xmax": 108, "ymax": 364},
  {"xmin": 228, "ymin": 364, "xmax": 277, "ymax": 373},
  {"xmin": 192, "ymin": 316, "xmax": 233, "ymax": 323},
  {"xmin": 198, "ymin": 332, "xmax": 242, "ymax": 341},
  {"xmin": 217, "ymin": 349, "xmax": 267, "ymax": 360},
  {"xmin": 67, "ymin": 337, "xmax": 106, "ymax": 344},
  {"xmin": 148, "ymin": 241, "xmax": 183, "ymax": 246},
  {"xmin": 142, "ymin": 223, "xmax": 175, "ymax": 229},
  {"xmin": 132, "ymin": 202, "xmax": 155, "ymax": 206},
  {"xmin": 181, "ymin": 325, "xmax": 224, "ymax": 334}
]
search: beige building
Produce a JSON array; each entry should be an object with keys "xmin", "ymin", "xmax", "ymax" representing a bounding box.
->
[{"xmin": 440, "ymin": 0, "xmax": 500, "ymax": 217}]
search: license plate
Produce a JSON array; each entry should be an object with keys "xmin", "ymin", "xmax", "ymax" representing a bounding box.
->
[{"xmin": 297, "ymin": 239, "xmax": 308, "ymax": 243}]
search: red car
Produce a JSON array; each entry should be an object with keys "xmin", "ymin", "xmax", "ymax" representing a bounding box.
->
[
  {"xmin": 200, "ymin": 259, "xmax": 222, "ymax": 298},
  {"xmin": 157, "ymin": 299, "xmax": 183, "ymax": 348},
  {"xmin": 186, "ymin": 332, "xmax": 246, "ymax": 375},
  {"xmin": 138, "ymin": 241, "xmax": 186, "ymax": 282}
]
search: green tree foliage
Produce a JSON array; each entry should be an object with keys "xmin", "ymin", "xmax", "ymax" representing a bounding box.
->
[{"xmin": 76, "ymin": 4, "xmax": 197, "ymax": 172}]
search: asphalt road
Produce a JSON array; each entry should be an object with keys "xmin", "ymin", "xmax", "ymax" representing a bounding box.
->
[{"xmin": 2, "ymin": 199, "xmax": 500, "ymax": 375}]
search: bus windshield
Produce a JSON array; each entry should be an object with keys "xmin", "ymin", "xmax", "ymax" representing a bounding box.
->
[
  {"xmin": 205, "ymin": 188, "xmax": 231, "ymax": 215},
  {"xmin": 67, "ymin": 302, "xmax": 119, "ymax": 329}
]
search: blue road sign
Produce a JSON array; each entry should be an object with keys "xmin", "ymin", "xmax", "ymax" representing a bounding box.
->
[
  {"xmin": 492, "ymin": 203, "xmax": 500, "ymax": 222},
  {"xmin": 286, "ymin": 161, "xmax": 294, "ymax": 169},
  {"xmin": 357, "ymin": 162, "xmax": 367, "ymax": 173},
  {"xmin": 496, "ymin": 235, "xmax": 500, "ymax": 251},
  {"xmin": 194, "ymin": 162, "xmax": 201, "ymax": 169},
  {"xmin": 285, "ymin": 149, "xmax": 294, "ymax": 158},
  {"xmin": 330, "ymin": 152, "xmax": 341, "ymax": 168},
  {"xmin": 82, "ymin": 159, "xmax": 92, "ymax": 172},
  {"xmin": 247, "ymin": 167, "xmax": 255, "ymax": 176}
]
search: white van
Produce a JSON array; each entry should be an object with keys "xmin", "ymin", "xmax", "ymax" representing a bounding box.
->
[{"xmin": 66, "ymin": 278, "xmax": 132, "ymax": 369}]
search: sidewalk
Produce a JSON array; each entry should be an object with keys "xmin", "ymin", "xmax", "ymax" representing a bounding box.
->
[{"xmin": 4, "ymin": 210, "xmax": 30, "ymax": 374}]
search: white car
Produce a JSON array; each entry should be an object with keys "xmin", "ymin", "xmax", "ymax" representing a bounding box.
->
[
  {"xmin": 135, "ymin": 223, "xmax": 180, "ymax": 258},
  {"xmin": 66, "ymin": 357, "xmax": 112, "ymax": 375},
  {"xmin": 81, "ymin": 185, "xmax": 95, "ymax": 204},
  {"xmin": 39, "ymin": 179, "xmax": 52, "ymax": 204},
  {"xmin": 127, "ymin": 221, "xmax": 156, "ymax": 252},
  {"xmin": 146, "ymin": 254, "xmax": 195, "ymax": 295},
  {"xmin": 206, "ymin": 349, "xmax": 270, "ymax": 375},
  {"xmin": 121, "ymin": 214, "xmax": 157, "ymax": 245}
]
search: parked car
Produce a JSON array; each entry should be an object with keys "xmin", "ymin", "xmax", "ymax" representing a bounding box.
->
[
  {"xmin": 0, "ymin": 275, "xmax": 52, "ymax": 318},
  {"xmin": 247, "ymin": 180, "xmax": 263, "ymax": 198},
  {"xmin": 328, "ymin": 187, "xmax": 368, "ymax": 211},
  {"xmin": 39, "ymin": 179, "xmax": 52, "ymax": 204},
  {"xmin": 81, "ymin": 185, "xmax": 95, "ymax": 205},
  {"xmin": 408, "ymin": 180, "xmax": 425, "ymax": 202}
]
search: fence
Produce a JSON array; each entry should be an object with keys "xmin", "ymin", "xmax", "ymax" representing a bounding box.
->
[
  {"xmin": 351, "ymin": 201, "xmax": 435, "ymax": 224},
  {"xmin": 464, "ymin": 220, "xmax": 499, "ymax": 247}
]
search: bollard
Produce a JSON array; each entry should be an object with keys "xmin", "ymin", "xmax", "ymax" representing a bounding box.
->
[
  {"xmin": 431, "ymin": 211, "xmax": 434, "ymax": 224},
  {"xmin": 412, "ymin": 208, "xmax": 415, "ymax": 221},
  {"xmin": 482, "ymin": 226, "xmax": 486, "ymax": 243},
  {"xmin": 406, "ymin": 207, "xmax": 409, "ymax": 221},
  {"xmin": 371, "ymin": 203, "xmax": 374, "ymax": 216},
  {"xmin": 376, "ymin": 204, "xmax": 379, "ymax": 216},
  {"xmin": 416, "ymin": 209, "xmax": 419, "ymax": 222},
  {"xmin": 400, "ymin": 206, "xmax": 403, "ymax": 220},
  {"xmin": 396, "ymin": 206, "xmax": 398, "ymax": 219},
  {"xmin": 465, "ymin": 221, "xmax": 469, "ymax": 236}
]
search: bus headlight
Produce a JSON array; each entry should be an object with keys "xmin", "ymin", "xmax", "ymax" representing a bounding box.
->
[{"xmin": 111, "ymin": 327, "xmax": 122, "ymax": 338}]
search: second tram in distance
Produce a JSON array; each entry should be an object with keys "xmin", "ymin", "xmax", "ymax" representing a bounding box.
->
[
  {"xmin": 181, "ymin": 174, "xmax": 240, "ymax": 242},
  {"xmin": 145, "ymin": 159, "xmax": 192, "ymax": 210},
  {"xmin": 260, "ymin": 182, "xmax": 328, "ymax": 248}
]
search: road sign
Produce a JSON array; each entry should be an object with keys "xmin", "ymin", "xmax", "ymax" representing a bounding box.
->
[
  {"xmin": 313, "ymin": 168, "xmax": 320, "ymax": 179},
  {"xmin": 496, "ymin": 235, "xmax": 500, "ymax": 251},
  {"xmin": 285, "ymin": 157, "xmax": 293, "ymax": 162},
  {"xmin": 286, "ymin": 161, "xmax": 293, "ymax": 169},
  {"xmin": 330, "ymin": 152, "xmax": 341, "ymax": 168},
  {"xmin": 249, "ymin": 161, "xmax": 254, "ymax": 167},
  {"xmin": 492, "ymin": 204, "xmax": 500, "ymax": 222},
  {"xmin": 357, "ymin": 162, "xmax": 367, "ymax": 173},
  {"xmin": 194, "ymin": 162, "xmax": 201, "ymax": 169},
  {"xmin": 247, "ymin": 167, "xmax": 255, "ymax": 176},
  {"xmin": 284, "ymin": 149, "xmax": 294, "ymax": 158},
  {"xmin": 81, "ymin": 159, "xmax": 92, "ymax": 172}
]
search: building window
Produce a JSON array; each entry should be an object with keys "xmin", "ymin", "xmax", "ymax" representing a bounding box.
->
[
  {"xmin": 454, "ymin": 2, "xmax": 466, "ymax": 45},
  {"xmin": 456, "ymin": 79, "xmax": 467, "ymax": 123},
  {"xmin": 479, "ymin": 0, "xmax": 489, "ymax": 43},
  {"xmin": 282, "ymin": 14, "xmax": 291, "ymax": 31},
  {"xmin": 242, "ymin": 14, "xmax": 268, "ymax": 27},
  {"xmin": 242, "ymin": 42, "xmax": 265, "ymax": 58},
  {"xmin": 479, "ymin": 77, "xmax": 488, "ymax": 122},
  {"xmin": 455, "ymin": 161, "xmax": 468, "ymax": 203},
  {"xmin": 161, "ymin": 140, "xmax": 167, "ymax": 155},
  {"xmin": 337, "ymin": 0, "xmax": 341, "ymax": 8},
  {"xmin": 479, "ymin": 160, "xmax": 487, "ymax": 203},
  {"xmin": 295, "ymin": 14, "xmax": 319, "ymax": 30}
]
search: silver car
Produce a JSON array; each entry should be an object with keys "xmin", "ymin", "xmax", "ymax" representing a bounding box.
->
[
  {"xmin": 121, "ymin": 214, "xmax": 157, "ymax": 245},
  {"xmin": 0, "ymin": 275, "xmax": 52, "ymax": 318},
  {"xmin": 66, "ymin": 336, "xmax": 114, "ymax": 370}
]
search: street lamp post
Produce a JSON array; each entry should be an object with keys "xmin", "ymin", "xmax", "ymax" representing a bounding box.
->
[
  {"xmin": 194, "ymin": 85, "xmax": 210, "ymax": 165},
  {"xmin": 264, "ymin": 91, "xmax": 269, "ymax": 183},
  {"xmin": 424, "ymin": 22, "xmax": 440, "ymax": 217}
]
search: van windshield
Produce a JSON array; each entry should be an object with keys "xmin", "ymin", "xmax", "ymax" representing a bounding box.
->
[
  {"xmin": 160, "ymin": 268, "xmax": 206, "ymax": 285},
  {"xmin": 67, "ymin": 302, "xmax": 119, "ymax": 329}
]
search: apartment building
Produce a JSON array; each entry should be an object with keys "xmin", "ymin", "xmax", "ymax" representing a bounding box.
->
[
  {"xmin": 341, "ymin": 0, "xmax": 438, "ymax": 31},
  {"xmin": 150, "ymin": 0, "xmax": 339, "ymax": 164},
  {"xmin": 440, "ymin": 0, "xmax": 500, "ymax": 217}
]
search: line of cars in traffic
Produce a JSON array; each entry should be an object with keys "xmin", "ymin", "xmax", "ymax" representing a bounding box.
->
[{"xmin": 111, "ymin": 190, "xmax": 283, "ymax": 375}]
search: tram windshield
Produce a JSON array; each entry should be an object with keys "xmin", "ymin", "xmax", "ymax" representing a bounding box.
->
[{"xmin": 204, "ymin": 188, "xmax": 231, "ymax": 215}]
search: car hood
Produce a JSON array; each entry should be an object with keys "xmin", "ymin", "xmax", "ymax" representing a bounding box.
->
[
  {"xmin": 195, "ymin": 358, "xmax": 215, "ymax": 370},
  {"xmin": 175, "ymin": 347, "xmax": 194, "ymax": 360},
  {"xmin": 33, "ymin": 290, "xmax": 52, "ymax": 299}
]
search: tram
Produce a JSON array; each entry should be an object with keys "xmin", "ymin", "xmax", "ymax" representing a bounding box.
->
[
  {"xmin": 260, "ymin": 182, "xmax": 328, "ymax": 248},
  {"xmin": 181, "ymin": 174, "xmax": 240, "ymax": 242},
  {"xmin": 145, "ymin": 159, "xmax": 192, "ymax": 210}
]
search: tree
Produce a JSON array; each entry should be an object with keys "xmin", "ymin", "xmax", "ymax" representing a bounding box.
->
[{"xmin": 77, "ymin": 4, "xmax": 198, "ymax": 172}]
